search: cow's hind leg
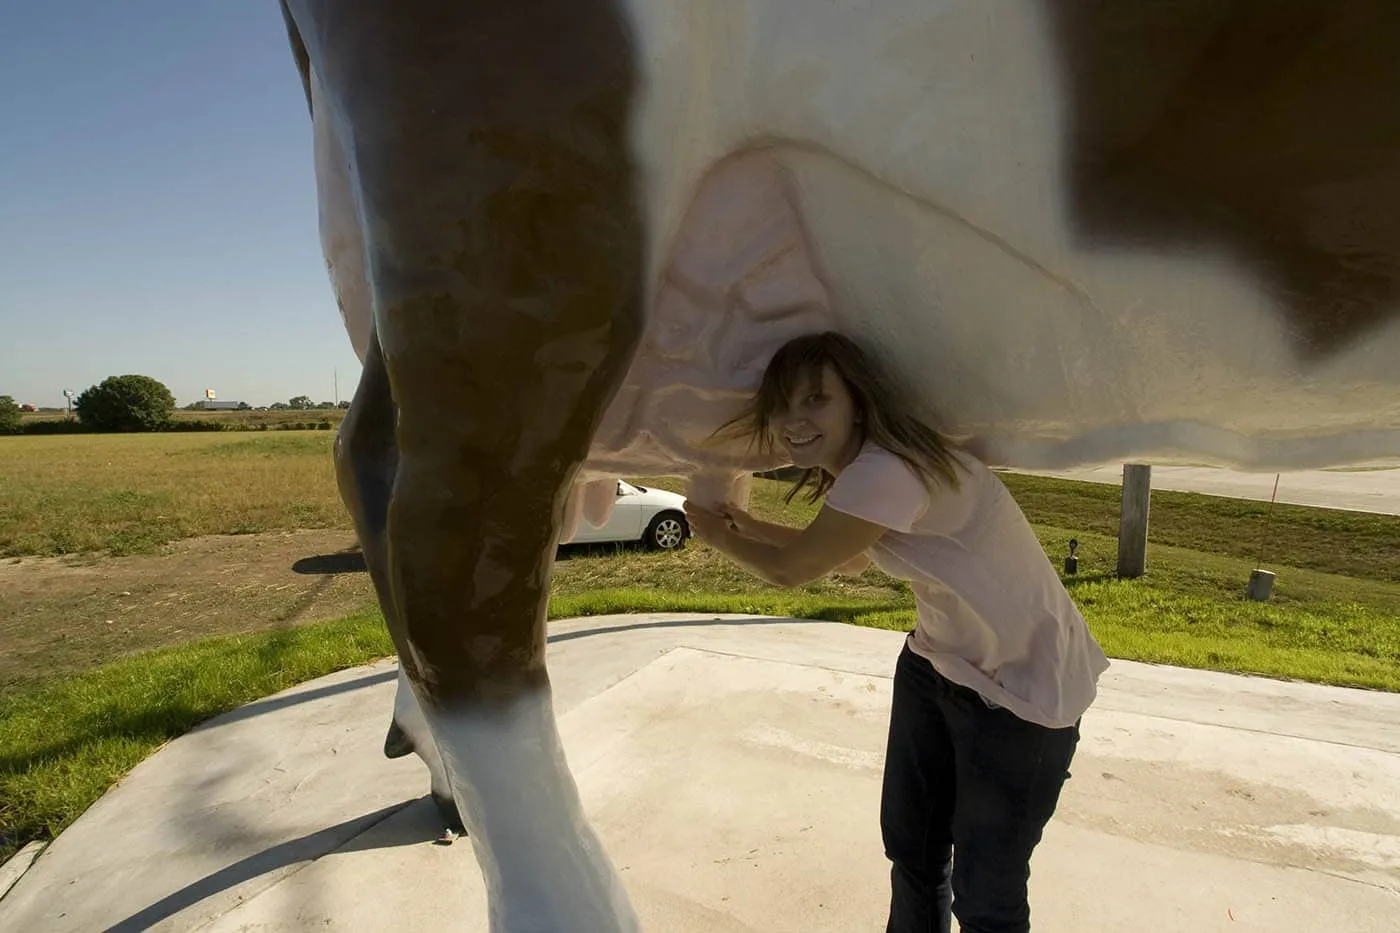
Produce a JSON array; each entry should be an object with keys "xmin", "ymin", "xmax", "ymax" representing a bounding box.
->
[{"xmin": 289, "ymin": 1, "xmax": 646, "ymax": 928}]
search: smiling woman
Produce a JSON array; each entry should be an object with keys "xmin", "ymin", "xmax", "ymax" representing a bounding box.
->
[
  {"xmin": 689, "ymin": 330, "xmax": 1109, "ymax": 933},
  {"xmin": 714, "ymin": 332, "xmax": 965, "ymax": 505}
]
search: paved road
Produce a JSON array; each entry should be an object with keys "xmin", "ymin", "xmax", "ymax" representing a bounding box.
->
[{"xmin": 1008, "ymin": 464, "xmax": 1400, "ymax": 516}]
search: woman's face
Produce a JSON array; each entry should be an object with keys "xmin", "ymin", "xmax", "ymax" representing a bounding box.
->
[{"xmin": 773, "ymin": 364, "xmax": 862, "ymax": 473}]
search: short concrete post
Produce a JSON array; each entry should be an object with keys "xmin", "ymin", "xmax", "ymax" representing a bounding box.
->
[
  {"xmin": 1117, "ymin": 464, "xmax": 1151, "ymax": 579},
  {"xmin": 1247, "ymin": 569, "xmax": 1276, "ymax": 601}
]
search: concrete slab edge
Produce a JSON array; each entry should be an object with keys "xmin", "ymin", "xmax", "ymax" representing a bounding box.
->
[{"xmin": 0, "ymin": 841, "xmax": 46, "ymax": 902}]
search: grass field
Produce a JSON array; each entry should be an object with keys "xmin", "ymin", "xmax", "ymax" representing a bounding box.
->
[
  {"xmin": 4, "ymin": 431, "xmax": 1397, "ymax": 578},
  {"xmin": 1, "ymin": 429, "xmax": 1397, "ymax": 863},
  {"xmin": 997, "ymin": 472, "xmax": 1400, "ymax": 585},
  {"xmin": 0, "ymin": 432, "xmax": 349, "ymax": 557},
  {"xmin": 2, "ymin": 431, "xmax": 1396, "ymax": 684}
]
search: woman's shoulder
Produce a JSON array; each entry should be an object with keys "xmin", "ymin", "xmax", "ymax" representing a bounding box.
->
[
  {"xmin": 855, "ymin": 443, "xmax": 988, "ymax": 488},
  {"xmin": 849, "ymin": 443, "xmax": 997, "ymax": 534},
  {"xmin": 826, "ymin": 443, "xmax": 931, "ymax": 532},
  {"xmin": 844, "ymin": 443, "xmax": 924, "ymax": 482}
]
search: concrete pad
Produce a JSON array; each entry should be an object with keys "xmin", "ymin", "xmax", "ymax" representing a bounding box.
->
[
  {"xmin": 2, "ymin": 614, "xmax": 1397, "ymax": 932},
  {"xmin": 196, "ymin": 648, "xmax": 896, "ymax": 932},
  {"xmin": 1007, "ymin": 464, "xmax": 1400, "ymax": 515},
  {"xmin": 0, "ymin": 842, "xmax": 45, "ymax": 901}
]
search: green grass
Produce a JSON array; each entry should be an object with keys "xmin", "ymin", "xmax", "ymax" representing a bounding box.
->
[
  {"xmin": 3, "ymin": 433, "xmax": 1395, "ymax": 582},
  {"xmin": 552, "ymin": 521, "xmax": 1400, "ymax": 692},
  {"xmin": 0, "ymin": 432, "xmax": 349, "ymax": 557},
  {"xmin": 998, "ymin": 472, "xmax": 1400, "ymax": 584}
]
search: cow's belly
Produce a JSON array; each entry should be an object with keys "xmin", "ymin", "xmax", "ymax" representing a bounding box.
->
[
  {"xmin": 579, "ymin": 0, "xmax": 1399, "ymax": 486},
  {"xmin": 321, "ymin": 0, "xmax": 1400, "ymax": 514}
]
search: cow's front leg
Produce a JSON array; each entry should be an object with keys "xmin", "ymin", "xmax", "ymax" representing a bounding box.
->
[{"xmin": 289, "ymin": 1, "xmax": 646, "ymax": 929}]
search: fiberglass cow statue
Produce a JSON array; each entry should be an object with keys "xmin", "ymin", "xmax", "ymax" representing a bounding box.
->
[{"xmin": 278, "ymin": 1, "xmax": 1399, "ymax": 929}]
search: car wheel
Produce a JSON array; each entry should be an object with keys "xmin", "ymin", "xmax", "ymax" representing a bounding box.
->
[{"xmin": 644, "ymin": 512, "xmax": 688, "ymax": 551}]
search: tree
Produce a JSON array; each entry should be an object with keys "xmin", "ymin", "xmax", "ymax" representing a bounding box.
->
[
  {"xmin": 0, "ymin": 395, "xmax": 20, "ymax": 434},
  {"xmin": 75, "ymin": 375, "xmax": 175, "ymax": 432},
  {"xmin": 288, "ymin": 395, "xmax": 313, "ymax": 409}
]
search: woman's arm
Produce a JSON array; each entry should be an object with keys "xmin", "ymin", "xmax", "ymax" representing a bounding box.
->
[
  {"xmin": 729, "ymin": 511, "xmax": 799, "ymax": 547},
  {"xmin": 686, "ymin": 502, "xmax": 885, "ymax": 587},
  {"xmin": 728, "ymin": 508, "xmax": 871, "ymax": 575}
]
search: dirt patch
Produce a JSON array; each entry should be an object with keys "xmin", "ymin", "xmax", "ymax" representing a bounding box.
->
[{"xmin": 0, "ymin": 531, "xmax": 377, "ymax": 695}]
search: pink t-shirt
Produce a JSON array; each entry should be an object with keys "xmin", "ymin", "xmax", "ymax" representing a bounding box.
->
[{"xmin": 826, "ymin": 443, "xmax": 1109, "ymax": 728}]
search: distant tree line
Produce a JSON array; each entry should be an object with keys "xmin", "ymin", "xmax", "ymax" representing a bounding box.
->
[
  {"xmin": 179, "ymin": 397, "xmax": 349, "ymax": 411},
  {"xmin": 1, "ymin": 376, "xmax": 350, "ymax": 435},
  {"xmin": 269, "ymin": 397, "xmax": 350, "ymax": 411}
]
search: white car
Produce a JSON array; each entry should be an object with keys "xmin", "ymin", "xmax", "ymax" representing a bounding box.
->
[{"xmin": 560, "ymin": 480, "xmax": 690, "ymax": 550}]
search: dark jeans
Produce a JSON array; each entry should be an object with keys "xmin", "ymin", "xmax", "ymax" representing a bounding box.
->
[{"xmin": 881, "ymin": 642, "xmax": 1080, "ymax": 933}]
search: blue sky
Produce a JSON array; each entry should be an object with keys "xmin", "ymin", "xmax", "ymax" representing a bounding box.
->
[{"xmin": 0, "ymin": 2, "xmax": 361, "ymax": 409}]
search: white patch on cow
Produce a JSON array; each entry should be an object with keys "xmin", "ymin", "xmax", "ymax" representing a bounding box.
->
[
  {"xmin": 391, "ymin": 668, "xmax": 453, "ymax": 805},
  {"xmin": 421, "ymin": 685, "xmax": 641, "ymax": 933}
]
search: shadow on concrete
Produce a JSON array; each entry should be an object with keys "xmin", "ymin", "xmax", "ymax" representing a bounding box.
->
[
  {"xmin": 201, "ymin": 667, "xmax": 398, "ymax": 729},
  {"xmin": 94, "ymin": 618, "xmax": 830, "ymax": 930},
  {"xmin": 35, "ymin": 615, "xmax": 866, "ymax": 931},
  {"xmin": 99, "ymin": 799, "xmax": 435, "ymax": 932}
]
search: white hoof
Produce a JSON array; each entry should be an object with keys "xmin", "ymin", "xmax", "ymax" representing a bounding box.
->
[{"xmin": 423, "ymin": 685, "xmax": 641, "ymax": 933}]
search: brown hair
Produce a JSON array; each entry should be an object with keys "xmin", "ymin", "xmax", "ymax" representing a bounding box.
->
[{"xmin": 714, "ymin": 331, "xmax": 965, "ymax": 503}]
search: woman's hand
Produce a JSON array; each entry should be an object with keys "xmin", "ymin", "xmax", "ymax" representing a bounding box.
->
[
  {"xmin": 721, "ymin": 504, "xmax": 760, "ymax": 538},
  {"xmin": 686, "ymin": 500, "xmax": 887, "ymax": 587},
  {"xmin": 683, "ymin": 501, "xmax": 733, "ymax": 544}
]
